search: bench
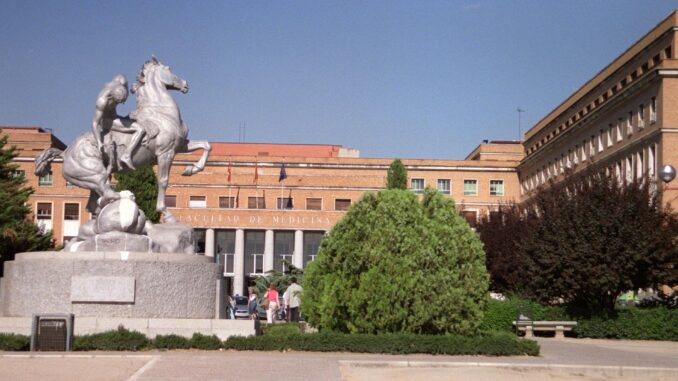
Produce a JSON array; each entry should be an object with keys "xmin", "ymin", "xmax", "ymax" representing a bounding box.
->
[{"xmin": 512, "ymin": 320, "xmax": 577, "ymax": 339}]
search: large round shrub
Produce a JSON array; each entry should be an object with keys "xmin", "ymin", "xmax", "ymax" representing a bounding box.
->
[{"xmin": 302, "ymin": 188, "xmax": 488, "ymax": 335}]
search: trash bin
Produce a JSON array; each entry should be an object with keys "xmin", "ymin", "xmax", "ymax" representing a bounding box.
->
[{"xmin": 30, "ymin": 314, "xmax": 74, "ymax": 351}]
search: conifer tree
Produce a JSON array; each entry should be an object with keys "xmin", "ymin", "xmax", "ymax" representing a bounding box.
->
[
  {"xmin": 386, "ymin": 159, "xmax": 408, "ymax": 190},
  {"xmin": 0, "ymin": 134, "xmax": 53, "ymax": 274},
  {"xmin": 303, "ymin": 187, "xmax": 488, "ymax": 335}
]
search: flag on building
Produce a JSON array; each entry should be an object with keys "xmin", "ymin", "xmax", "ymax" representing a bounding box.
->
[
  {"xmin": 253, "ymin": 161, "xmax": 259, "ymax": 183},
  {"xmin": 279, "ymin": 163, "xmax": 287, "ymax": 182},
  {"xmin": 227, "ymin": 161, "xmax": 232, "ymax": 182}
]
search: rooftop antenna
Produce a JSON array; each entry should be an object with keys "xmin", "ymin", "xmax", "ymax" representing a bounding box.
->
[
  {"xmin": 238, "ymin": 121, "xmax": 247, "ymax": 143},
  {"xmin": 516, "ymin": 108, "xmax": 526, "ymax": 141}
]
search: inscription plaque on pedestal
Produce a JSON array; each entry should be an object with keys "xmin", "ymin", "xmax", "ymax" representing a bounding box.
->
[{"xmin": 70, "ymin": 276, "xmax": 135, "ymax": 303}]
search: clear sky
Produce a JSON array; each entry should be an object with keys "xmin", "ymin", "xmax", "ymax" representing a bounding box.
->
[{"xmin": 1, "ymin": 1, "xmax": 677, "ymax": 159}]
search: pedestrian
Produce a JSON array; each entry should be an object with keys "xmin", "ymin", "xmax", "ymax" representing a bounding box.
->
[
  {"xmin": 248, "ymin": 287, "xmax": 258, "ymax": 320},
  {"xmin": 284, "ymin": 277, "xmax": 303, "ymax": 322},
  {"xmin": 282, "ymin": 288, "xmax": 290, "ymax": 322},
  {"xmin": 228, "ymin": 295, "xmax": 236, "ymax": 319},
  {"xmin": 264, "ymin": 282, "xmax": 279, "ymax": 324}
]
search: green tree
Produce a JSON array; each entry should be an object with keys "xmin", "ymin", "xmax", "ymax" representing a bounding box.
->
[
  {"xmin": 302, "ymin": 187, "xmax": 489, "ymax": 335},
  {"xmin": 252, "ymin": 263, "xmax": 304, "ymax": 295},
  {"xmin": 0, "ymin": 135, "xmax": 53, "ymax": 274},
  {"xmin": 386, "ymin": 159, "xmax": 408, "ymax": 190},
  {"xmin": 113, "ymin": 165, "xmax": 160, "ymax": 223}
]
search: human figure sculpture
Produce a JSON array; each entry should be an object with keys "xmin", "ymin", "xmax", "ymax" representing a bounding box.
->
[
  {"xmin": 91, "ymin": 74, "xmax": 144, "ymax": 171},
  {"xmin": 35, "ymin": 57, "xmax": 212, "ymax": 223}
]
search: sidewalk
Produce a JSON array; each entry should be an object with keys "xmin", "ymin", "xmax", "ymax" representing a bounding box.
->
[{"xmin": 0, "ymin": 338, "xmax": 676, "ymax": 381}]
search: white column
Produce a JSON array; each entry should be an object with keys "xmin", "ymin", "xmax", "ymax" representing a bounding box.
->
[
  {"xmin": 205, "ymin": 228, "xmax": 215, "ymax": 258},
  {"xmin": 293, "ymin": 230, "xmax": 304, "ymax": 269},
  {"xmin": 264, "ymin": 229, "xmax": 274, "ymax": 272},
  {"xmin": 233, "ymin": 229, "xmax": 245, "ymax": 296}
]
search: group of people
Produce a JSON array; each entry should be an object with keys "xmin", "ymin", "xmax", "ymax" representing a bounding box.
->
[{"xmin": 229, "ymin": 277, "xmax": 303, "ymax": 323}]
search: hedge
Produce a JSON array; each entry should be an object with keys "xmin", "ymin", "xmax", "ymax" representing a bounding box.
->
[
  {"xmin": 479, "ymin": 298, "xmax": 569, "ymax": 333},
  {"xmin": 575, "ymin": 307, "xmax": 678, "ymax": 340},
  {"xmin": 73, "ymin": 329, "xmax": 223, "ymax": 351},
  {"xmin": 223, "ymin": 331, "xmax": 539, "ymax": 356},
  {"xmin": 0, "ymin": 333, "xmax": 30, "ymax": 351},
  {"xmin": 481, "ymin": 298, "xmax": 678, "ymax": 341},
  {"xmin": 73, "ymin": 326, "xmax": 149, "ymax": 351},
  {"xmin": 188, "ymin": 333, "xmax": 222, "ymax": 350},
  {"xmin": 152, "ymin": 334, "xmax": 190, "ymax": 350},
  {"xmin": 260, "ymin": 323, "xmax": 304, "ymax": 336}
]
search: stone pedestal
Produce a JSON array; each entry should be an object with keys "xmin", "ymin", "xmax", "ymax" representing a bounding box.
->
[
  {"xmin": 0, "ymin": 251, "xmax": 219, "ymax": 319},
  {"xmin": 66, "ymin": 222, "xmax": 195, "ymax": 254},
  {"xmin": 67, "ymin": 232, "xmax": 152, "ymax": 252}
]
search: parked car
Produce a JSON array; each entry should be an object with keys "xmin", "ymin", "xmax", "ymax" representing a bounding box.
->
[
  {"xmin": 257, "ymin": 305, "xmax": 268, "ymax": 320},
  {"xmin": 233, "ymin": 296, "xmax": 250, "ymax": 319},
  {"xmin": 234, "ymin": 294, "xmax": 284, "ymax": 321},
  {"xmin": 256, "ymin": 296, "xmax": 285, "ymax": 321}
]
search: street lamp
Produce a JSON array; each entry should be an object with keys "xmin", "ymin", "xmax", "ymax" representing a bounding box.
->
[{"xmin": 658, "ymin": 164, "xmax": 676, "ymax": 183}]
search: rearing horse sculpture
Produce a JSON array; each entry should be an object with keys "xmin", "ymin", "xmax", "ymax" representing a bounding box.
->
[{"xmin": 35, "ymin": 58, "xmax": 211, "ymax": 223}]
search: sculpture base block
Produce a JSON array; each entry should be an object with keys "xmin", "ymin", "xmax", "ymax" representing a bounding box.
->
[
  {"xmin": 66, "ymin": 232, "xmax": 151, "ymax": 252},
  {"xmin": 65, "ymin": 222, "xmax": 194, "ymax": 254},
  {"xmin": 0, "ymin": 251, "xmax": 219, "ymax": 319}
]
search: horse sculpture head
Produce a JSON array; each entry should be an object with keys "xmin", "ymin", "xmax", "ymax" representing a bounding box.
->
[{"xmin": 132, "ymin": 56, "xmax": 189, "ymax": 94}]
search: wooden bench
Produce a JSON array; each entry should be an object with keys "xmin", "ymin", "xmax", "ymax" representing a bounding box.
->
[{"xmin": 512, "ymin": 320, "xmax": 577, "ymax": 339}]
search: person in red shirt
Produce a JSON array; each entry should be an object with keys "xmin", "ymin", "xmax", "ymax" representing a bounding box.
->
[{"xmin": 264, "ymin": 283, "xmax": 279, "ymax": 324}]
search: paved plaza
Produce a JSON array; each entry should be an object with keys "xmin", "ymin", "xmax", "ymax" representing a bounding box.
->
[{"xmin": 1, "ymin": 338, "xmax": 677, "ymax": 381}]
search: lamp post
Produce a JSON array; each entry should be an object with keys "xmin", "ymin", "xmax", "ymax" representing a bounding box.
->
[{"xmin": 658, "ymin": 164, "xmax": 676, "ymax": 184}]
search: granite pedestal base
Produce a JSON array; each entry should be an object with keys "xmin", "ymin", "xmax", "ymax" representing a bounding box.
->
[{"xmin": 0, "ymin": 251, "xmax": 220, "ymax": 319}]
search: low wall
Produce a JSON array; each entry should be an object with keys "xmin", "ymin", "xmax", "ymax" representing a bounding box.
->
[
  {"xmin": 1, "ymin": 251, "xmax": 220, "ymax": 319},
  {"xmin": 0, "ymin": 317, "xmax": 255, "ymax": 341}
]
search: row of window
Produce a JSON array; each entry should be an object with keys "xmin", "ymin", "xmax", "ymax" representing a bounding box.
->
[
  {"xmin": 523, "ymin": 143, "xmax": 657, "ymax": 192},
  {"xmin": 35, "ymin": 202, "xmax": 79, "ymax": 220},
  {"xmin": 527, "ymin": 45, "xmax": 669, "ymax": 155},
  {"xmin": 523, "ymin": 100, "xmax": 657, "ymax": 193},
  {"xmin": 410, "ymin": 178, "xmax": 505, "ymax": 197},
  {"xmin": 168, "ymin": 195, "xmax": 352, "ymax": 211}
]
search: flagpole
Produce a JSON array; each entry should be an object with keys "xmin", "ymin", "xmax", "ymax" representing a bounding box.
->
[
  {"xmin": 254, "ymin": 158, "xmax": 258, "ymax": 207},
  {"xmin": 278, "ymin": 162, "xmax": 287, "ymax": 210}
]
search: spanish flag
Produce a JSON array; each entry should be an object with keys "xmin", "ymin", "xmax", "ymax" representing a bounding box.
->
[
  {"xmin": 253, "ymin": 161, "xmax": 259, "ymax": 183},
  {"xmin": 227, "ymin": 161, "xmax": 232, "ymax": 183}
]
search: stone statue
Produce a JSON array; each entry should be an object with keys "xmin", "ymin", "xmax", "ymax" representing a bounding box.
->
[
  {"xmin": 91, "ymin": 74, "xmax": 143, "ymax": 171},
  {"xmin": 0, "ymin": 60, "xmax": 222, "ymax": 322},
  {"xmin": 34, "ymin": 57, "xmax": 212, "ymax": 253},
  {"xmin": 35, "ymin": 57, "xmax": 211, "ymax": 223}
]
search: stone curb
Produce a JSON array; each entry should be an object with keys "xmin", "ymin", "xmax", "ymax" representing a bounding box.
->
[
  {"xmin": 0, "ymin": 354, "xmax": 155, "ymax": 359},
  {"xmin": 338, "ymin": 360, "xmax": 678, "ymax": 377}
]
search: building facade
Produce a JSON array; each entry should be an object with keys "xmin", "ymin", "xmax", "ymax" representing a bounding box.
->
[
  {"xmin": 7, "ymin": 11, "xmax": 678, "ymax": 297},
  {"xmin": 519, "ymin": 11, "xmax": 678, "ymax": 208},
  {"xmin": 1, "ymin": 126, "xmax": 520, "ymax": 296}
]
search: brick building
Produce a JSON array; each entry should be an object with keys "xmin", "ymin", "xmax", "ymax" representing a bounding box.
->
[
  {"xmin": 6, "ymin": 10, "xmax": 678, "ymax": 297},
  {"xmin": 0, "ymin": 126, "xmax": 520, "ymax": 295},
  {"xmin": 519, "ymin": 11, "xmax": 678, "ymax": 206}
]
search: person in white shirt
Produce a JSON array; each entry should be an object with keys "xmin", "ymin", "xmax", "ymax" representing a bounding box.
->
[{"xmin": 284, "ymin": 277, "xmax": 303, "ymax": 322}]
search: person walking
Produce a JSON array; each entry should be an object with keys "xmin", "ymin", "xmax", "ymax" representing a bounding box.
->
[
  {"xmin": 284, "ymin": 277, "xmax": 303, "ymax": 322},
  {"xmin": 248, "ymin": 287, "xmax": 258, "ymax": 320},
  {"xmin": 264, "ymin": 283, "xmax": 279, "ymax": 324},
  {"xmin": 228, "ymin": 295, "xmax": 236, "ymax": 319}
]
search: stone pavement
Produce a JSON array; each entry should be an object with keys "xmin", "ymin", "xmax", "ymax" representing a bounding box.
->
[{"xmin": 0, "ymin": 338, "xmax": 676, "ymax": 381}]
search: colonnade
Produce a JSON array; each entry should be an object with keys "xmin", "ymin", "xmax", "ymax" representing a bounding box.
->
[{"xmin": 203, "ymin": 228, "xmax": 310, "ymax": 296}]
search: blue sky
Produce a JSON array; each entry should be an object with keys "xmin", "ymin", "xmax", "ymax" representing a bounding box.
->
[{"xmin": 1, "ymin": 1, "xmax": 677, "ymax": 159}]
